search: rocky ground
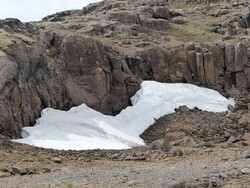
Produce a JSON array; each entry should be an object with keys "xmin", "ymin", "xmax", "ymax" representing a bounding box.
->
[
  {"xmin": 0, "ymin": 0, "xmax": 250, "ymax": 187},
  {"xmin": 1, "ymin": 96, "xmax": 250, "ymax": 187}
]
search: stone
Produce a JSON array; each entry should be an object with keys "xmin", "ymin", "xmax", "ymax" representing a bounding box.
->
[
  {"xmin": 225, "ymin": 44, "xmax": 235, "ymax": 72},
  {"xmin": 242, "ymin": 150, "xmax": 250, "ymax": 158},
  {"xmin": 52, "ymin": 157, "xmax": 62, "ymax": 163},
  {"xmin": 227, "ymin": 136, "xmax": 241, "ymax": 143},
  {"xmin": 109, "ymin": 11, "xmax": 138, "ymax": 24},
  {"xmin": 164, "ymin": 181, "xmax": 183, "ymax": 188},
  {"xmin": 0, "ymin": 0, "xmax": 250, "ymax": 141},
  {"xmin": 175, "ymin": 105, "xmax": 190, "ymax": 113},
  {"xmin": 240, "ymin": 168, "xmax": 250, "ymax": 174},
  {"xmin": 238, "ymin": 14, "xmax": 247, "ymax": 28},
  {"xmin": 153, "ymin": 6, "xmax": 169, "ymax": 19},
  {"xmin": 235, "ymin": 43, "xmax": 248, "ymax": 72},
  {"xmin": 150, "ymin": 137, "xmax": 172, "ymax": 152},
  {"xmin": 203, "ymin": 52, "xmax": 216, "ymax": 85},
  {"xmin": 245, "ymin": 67, "xmax": 250, "ymax": 88},
  {"xmin": 226, "ymin": 111, "xmax": 237, "ymax": 120},
  {"xmin": 172, "ymin": 16, "xmax": 188, "ymax": 24},
  {"xmin": 175, "ymin": 136, "xmax": 198, "ymax": 147},
  {"xmin": 235, "ymin": 72, "xmax": 248, "ymax": 89},
  {"xmin": 196, "ymin": 52, "xmax": 205, "ymax": 85},
  {"xmin": 243, "ymin": 12, "xmax": 250, "ymax": 28},
  {"xmin": 169, "ymin": 148, "xmax": 184, "ymax": 157},
  {"xmin": 238, "ymin": 113, "xmax": 250, "ymax": 125},
  {"xmin": 11, "ymin": 166, "xmax": 28, "ymax": 175},
  {"xmin": 0, "ymin": 171, "xmax": 11, "ymax": 178},
  {"xmin": 227, "ymin": 104, "xmax": 236, "ymax": 112},
  {"xmin": 187, "ymin": 50, "xmax": 198, "ymax": 80}
]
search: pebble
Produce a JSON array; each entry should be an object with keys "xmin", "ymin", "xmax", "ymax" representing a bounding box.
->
[
  {"xmin": 52, "ymin": 157, "xmax": 62, "ymax": 163},
  {"xmin": 11, "ymin": 166, "xmax": 28, "ymax": 175},
  {"xmin": 164, "ymin": 181, "xmax": 182, "ymax": 188},
  {"xmin": 240, "ymin": 168, "xmax": 250, "ymax": 174},
  {"xmin": 242, "ymin": 150, "xmax": 250, "ymax": 159},
  {"xmin": 0, "ymin": 171, "xmax": 11, "ymax": 178}
]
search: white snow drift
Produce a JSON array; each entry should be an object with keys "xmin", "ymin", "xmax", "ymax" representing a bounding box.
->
[{"xmin": 13, "ymin": 81, "xmax": 234, "ymax": 150}]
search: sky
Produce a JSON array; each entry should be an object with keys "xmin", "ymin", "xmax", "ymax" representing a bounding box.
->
[{"xmin": 0, "ymin": 0, "xmax": 101, "ymax": 22}]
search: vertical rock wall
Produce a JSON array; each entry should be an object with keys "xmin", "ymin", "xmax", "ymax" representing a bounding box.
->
[{"xmin": 0, "ymin": 32, "xmax": 249, "ymax": 138}]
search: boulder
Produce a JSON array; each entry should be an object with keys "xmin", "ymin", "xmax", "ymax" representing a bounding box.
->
[
  {"xmin": 225, "ymin": 44, "xmax": 235, "ymax": 72},
  {"xmin": 203, "ymin": 52, "xmax": 216, "ymax": 85},
  {"xmin": 11, "ymin": 166, "xmax": 28, "ymax": 175},
  {"xmin": 238, "ymin": 113, "xmax": 250, "ymax": 125},
  {"xmin": 242, "ymin": 149, "xmax": 250, "ymax": 158},
  {"xmin": 172, "ymin": 16, "xmax": 188, "ymax": 25},
  {"xmin": 196, "ymin": 52, "xmax": 206, "ymax": 85},
  {"xmin": 150, "ymin": 137, "xmax": 172, "ymax": 151},
  {"xmin": 243, "ymin": 12, "xmax": 250, "ymax": 28},
  {"xmin": 235, "ymin": 43, "xmax": 248, "ymax": 72},
  {"xmin": 108, "ymin": 11, "xmax": 138, "ymax": 24},
  {"xmin": 153, "ymin": 6, "xmax": 169, "ymax": 19}
]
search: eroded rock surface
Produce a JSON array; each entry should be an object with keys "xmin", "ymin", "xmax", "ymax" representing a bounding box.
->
[{"xmin": 0, "ymin": 0, "xmax": 249, "ymax": 138}]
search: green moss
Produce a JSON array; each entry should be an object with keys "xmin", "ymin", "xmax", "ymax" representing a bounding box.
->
[
  {"xmin": 61, "ymin": 181, "xmax": 74, "ymax": 188},
  {"xmin": 0, "ymin": 29, "xmax": 12, "ymax": 51},
  {"xmin": 170, "ymin": 3, "xmax": 200, "ymax": 10},
  {"xmin": 0, "ymin": 167, "xmax": 8, "ymax": 172},
  {"xmin": 45, "ymin": 47, "xmax": 61, "ymax": 58},
  {"xmin": 168, "ymin": 21, "xmax": 217, "ymax": 43},
  {"xmin": 0, "ymin": 51, "xmax": 5, "ymax": 57},
  {"xmin": 30, "ymin": 166, "xmax": 44, "ymax": 173},
  {"xmin": 13, "ymin": 33, "xmax": 34, "ymax": 44}
]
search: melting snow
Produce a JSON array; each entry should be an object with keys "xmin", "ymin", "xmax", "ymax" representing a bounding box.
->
[{"xmin": 12, "ymin": 81, "xmax": 234, "ymax": 150}]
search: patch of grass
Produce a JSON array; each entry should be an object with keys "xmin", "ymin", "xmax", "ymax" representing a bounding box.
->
[
  {"xmin": 170, "ymin": 2, "xmax": 200, "ymax": 11},
  {"xmin": 168, "ymin": 21, "xmax": 217, "ymax": 43},
  {"xmin": 45, "ymin": 47, "xmax": 61, "ymax": 58},
  {"xmin": 204, "ymin": 16, "xmax": 222, "ymax": 27},
  {"xmin": 0, "ymin": 29, "xmax": 12, "ymax": 51},
  {"xmin": 61, "ymin": 181, "xmax": 74, "ymax": 188},
  {"xmin": 13, "ymin": 33, "xmax": 34, "ymax": 44},
  {"xmin": 0, "ymin": 51, "xmax": 5, "ymax": 57},
  {"xmin": 0, "ymin": 167, "xmax": 8, "ymax": 172},
  {"xmin": 225, "ymin": 38, "xmax": 240, "ymax": 45},
  {"xmin": 223, "ymin": 180, "xmax": 243, "ymax": 188},
  {"xmin": 15, "ymin": 153, "xmax": 26, "ymax": 158},
  {"xmin": 30, "ymin": 166, "xmax": 44, "ymax": 173}
]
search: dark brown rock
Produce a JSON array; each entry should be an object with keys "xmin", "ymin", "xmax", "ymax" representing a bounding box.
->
[
  {"xmin": 204, "ymin": 52, "xmax": 216, "ymax": 85},
  {"xmin": 149, "ymin": 137, "xmax": 172, "ymax": 152},
  {"xmin": 235, "ymin": 43, "xmax": 248, "ymax": 72},
  {"xmin": 196, "ymin": 52, "xmax": 206, "ymax": 85},
  {"xmin": 11, "ymin": 166, "xmax": 28, "ymax": 175}
]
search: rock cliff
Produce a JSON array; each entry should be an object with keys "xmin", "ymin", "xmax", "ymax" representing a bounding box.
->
[{"xmin": 0, "ymin": 0, "xmax": 249, "ymax": 138}]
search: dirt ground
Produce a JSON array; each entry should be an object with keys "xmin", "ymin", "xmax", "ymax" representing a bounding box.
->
[{"xmin": 0, "ymin": 108, "xmax": 250, "ymax": 188}]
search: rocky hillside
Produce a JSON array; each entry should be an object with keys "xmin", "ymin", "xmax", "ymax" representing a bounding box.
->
[{"xmin": 0, "ymin": 0, "xmax": 250, "ymax": 138}]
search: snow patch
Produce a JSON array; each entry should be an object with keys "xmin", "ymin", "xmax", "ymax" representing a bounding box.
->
[{"xmin": 12, "ymin": 81, "xmax": 234, "ymax": 150}]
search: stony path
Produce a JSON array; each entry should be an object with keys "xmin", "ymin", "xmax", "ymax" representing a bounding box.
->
[{"xmin": 1, "ymin": 157, "xmax": 250, "ymax": 188}]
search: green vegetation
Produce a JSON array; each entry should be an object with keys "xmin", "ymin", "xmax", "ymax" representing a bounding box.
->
[
  {"xmin": 61, "ymin": 181, "xmax": 74, "ymax": 188},
  {"xmin": 30, "ymin": 166, "xmax": 44, "ymax": 174},
  {"xmin": 0, "ymin": 29, "xmax": 12, "ymax": 51},
  {"xmin": 15, "ymin": 153, "xmax": 26, "ymax": 158},
  {"xmin": 13, "ymin": 33, "xmax": 34, "ymax": 44},
  {"xmin": 0, "ymin": 51, "xmax": 5, "ymax": 57},
  {"xmin": 170, "ymin": 3, "xmax": 200, "ymax": 12},
  {"xmin": 45, "ymin": 47, "xmax": 61, "ymax": 58},
  {"xmin": 223, "ymin": 180, "xmax": 243, "ymax": 188},
  {"xmin": 168, "ymin": 21, "xmax": 217, "ymax": 43},
  {"xmin": 0, "ymin": 167, "xmax": 8, "ymax": 172}
]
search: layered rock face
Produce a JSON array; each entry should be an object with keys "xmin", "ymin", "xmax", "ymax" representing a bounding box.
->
[{"xmin": 0, "ymin": 0, "xmax": 249, "ymax": 138}]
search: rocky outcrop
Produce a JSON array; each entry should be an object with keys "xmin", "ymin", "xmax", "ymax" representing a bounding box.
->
[
  {"xmin": 1, "ymin": 27, "xmax": 250, "ymax": 138},
  {"xmin": 0, "ymin": 0, "xmax": 250, "ymax": 138}
]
